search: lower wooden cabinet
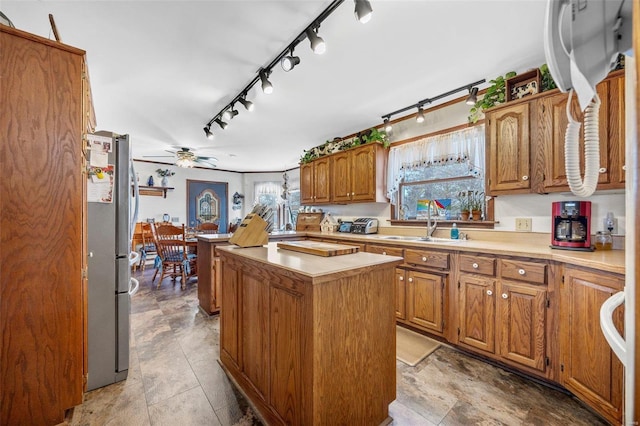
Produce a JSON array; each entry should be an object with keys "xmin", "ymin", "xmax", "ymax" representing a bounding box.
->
[
  {"xmin": 560, "ymin": 266, "xmax": 624, "ymax": 425},
  {"xmin": 196, "ymin": 241, "xmax": 228, "ymax": 315},
  {"xmin": 395, "ymin": 269, "xmax": 406, "ymax": 320},
  {"xmin": 405, "ymin": 269, "xmax": 446, "ymax": 334},
  {"xmin": 458, "ymin": 273, "xmax": 496, "ymax": 353}
]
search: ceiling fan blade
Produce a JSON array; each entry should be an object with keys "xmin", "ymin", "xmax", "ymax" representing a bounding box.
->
[{"xmin": 195, "ymin": 159, "xmax": 218, "ymax": 168}]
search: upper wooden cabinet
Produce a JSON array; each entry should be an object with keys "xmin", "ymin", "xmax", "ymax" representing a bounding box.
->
[
  {"xmin": 485, "ymin": 70, "xmax": 625, "ymax": 196},
  {"xmin": 300, "ymin": 156, "xmax": 331, "ymax": 204},
  {"xmin": 301, "ymin": 143, "xmax": 387, "ymax": 205}
]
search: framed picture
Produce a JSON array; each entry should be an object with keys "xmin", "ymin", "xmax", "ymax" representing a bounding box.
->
[
  {"xmin": 186, "ymin": 180, "xmax": 228, "ymax": 233},
  {"xmin": 506, "ymin": 69, "xmax": 541, "ymax": 102}
]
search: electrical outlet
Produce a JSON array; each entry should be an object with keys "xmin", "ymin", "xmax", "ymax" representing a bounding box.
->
[{"xmin": 515, "ymin": 217, "xmax": 532, "ymax": 232}]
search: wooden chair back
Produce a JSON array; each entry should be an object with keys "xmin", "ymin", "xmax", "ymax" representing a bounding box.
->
[
  {"xmin": 154, "ymin": 223, "xmax": 187, "ymax": 263},
  {"xmin": 197, "ymin": 222, "xmax": 219, "ymax": 234}
]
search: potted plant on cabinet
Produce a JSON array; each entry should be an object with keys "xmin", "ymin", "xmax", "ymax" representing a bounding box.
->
[{"xmin": 457, "ymin": 192, "xmax": 471, "ymax": 221}]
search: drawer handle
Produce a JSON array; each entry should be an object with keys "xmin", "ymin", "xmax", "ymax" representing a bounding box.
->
[
  {"xmin": 382, "ymin": 251, "xmax": 387, "ymax": 255},
  {"xmin": 502, "ymin": 293, "xmax": 508, "ymax": 299},
  {"xmin": 486, "ymin": 290, "xmax": 493, "ymax": 296},
  {"xmin": 408, "ymin": 277, "xmax": 413, "ymax": 283},
  {"xmin": 472, "ymin": 263, "xmax": 479, "ymax": 269},
  {"xmin": 599, "ymin": 167, "xmax": 607, "ymax": 174},
  {"xmin": 422, "ymin": 256, "xmax": 427, "ymax": 262},
  {"xmin": 522, "ymin": 175, "xmax": 529, "ymax": 181},
  {"xmin": 518, "ymin": 269, "xmax": 526, "ymax": 275},
  {"xmin": 399, "ymin": 276, "xmax": 404, "ymax": 281}
]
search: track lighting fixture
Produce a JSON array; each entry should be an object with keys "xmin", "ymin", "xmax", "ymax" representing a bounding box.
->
[
  {"xmin": 354, "ymin": 0, "xmax": 373, "ymax": 24},
  {"xmin": 203, "ymin": 124, "xmax": 214, "ymax": 140},
  {"xmin": 222, "ymin": 109, "xmax": 232, "ymax": 120},
  {"xmin": 306, "ymin": 28, "xmax": 326, "ymax": 55},
  {"xmin": 238, "ymin": 96, "xmax": 254, "ymax": 112},
  {"xmin": 466, "ymin": 86, "xmax": 479, "ymax": 105},
  {"xmin": 259, "ymin": 69, "xmax": 273, "ymax": 94},
  {"xmin": 382, "ymin": 79, "xmax": 486, "ymax": 127},
  {"xmin": 281, "ymin": 49, "xmax": 301, "ymax": 72},
  {"xmin": 384, "ymin": 117, "xmax": 392, "ymax": 132},
  {"xmin": 214, "ymin": 118, "xmax": 228, "ymax": 130},
  {"xmin": 416, "ymin": 106, "xmax": 425, "ymax": 123},
  {"xmin": 228, "ymin": 105, "xmax": 239, "ymax": 119}
]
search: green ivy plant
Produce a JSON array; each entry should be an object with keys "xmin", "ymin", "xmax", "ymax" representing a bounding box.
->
[
  {"xmin": 468, "ymin": 71, "xmax": 516, "ymax": 123},
  {"xmin": 539, "ymin": 63, "xmax": 557, "ymax": 92},
  {"xmin": 360, "ymin": 128, "xmax": 390, "ymax": 148}
]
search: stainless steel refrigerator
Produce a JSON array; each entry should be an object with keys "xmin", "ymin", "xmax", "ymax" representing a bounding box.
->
[{"xmin": 87, "ymin": 133, "xmax": 135, "ymax": 391}]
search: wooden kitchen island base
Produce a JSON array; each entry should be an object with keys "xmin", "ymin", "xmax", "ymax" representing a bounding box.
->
[{"xmin": 217, "ymin": 242, "xmax": 403, "ymax": 425}]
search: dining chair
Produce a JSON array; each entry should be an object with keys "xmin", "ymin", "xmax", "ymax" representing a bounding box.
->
[
  {"xmin": 197, "ymin": 222, "xmax": 219, "ymax": 234},
  {"xmin": 137, "ymin": 222, "xmax": 157, "ymax": 272},
  {"xmin": 152, "ymin": 223, "xmax": 197, "ymax": 290}
]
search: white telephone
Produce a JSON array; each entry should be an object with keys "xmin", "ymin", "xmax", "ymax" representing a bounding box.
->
[{"xmin": 543, "ymin": 0, "xmax": 632, "ymax": 196}]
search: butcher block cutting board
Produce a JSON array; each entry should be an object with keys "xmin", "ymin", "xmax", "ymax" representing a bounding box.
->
[{"xmin": 277, "ymin": 240, "xmax": 359, "ymax": 257}]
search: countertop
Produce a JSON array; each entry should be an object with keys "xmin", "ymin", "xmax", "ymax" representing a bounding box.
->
[
  {"xmin": 198, "ymin": 231, "xmax": 626, "ymax": 275},
  {"xmin": 216, "ymin": 242, "xmax": 403, "ymax": 280}
]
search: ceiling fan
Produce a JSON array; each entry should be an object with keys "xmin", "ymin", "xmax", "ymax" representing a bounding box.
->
[{"xmin": 143, "ymin": 147, "xmax": 218, "ymax": 168}]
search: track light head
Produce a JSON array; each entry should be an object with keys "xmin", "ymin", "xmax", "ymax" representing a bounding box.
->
[
  {"xmin": 281, "ymin": 49, "xmax": 301, "ymax": 72},
  {"xmin": 466, "ymin": 87, "xmax": 479, "ymax": 106},
  {"xmin": 238, "ymin": 96, "xmax": 254, "ymax": 112},
  {"xmin": 305, "ymin": 28, "xmax": 326, "ymax": 55},
  {"xmin": 383, "ymin": 117, "xmax": 392, "ymax": 132},
  {"xmin": 214, "ymin": 118, "xmax": 228, "ymax": 130},
  {"xmin": 259, "ymin": 69, "xmax": 273, "ymax": 94},
  {"xmin": 222, "ymin": 109, "xmax": 232, "ymax": 120},
  {"xmin": 228, "ymin": 105, "xmax": 239, "ymax": 119},
  {"xmin": 203, "ymin": 125, "xmax": 214, "ymax": 140},
  {"xmin": 416, "ymin": 106, "xmax": 425, "ymax": 123},
  {"xmin": 354, "ymin": 0, "xmax": 373, "ymax": 24}
]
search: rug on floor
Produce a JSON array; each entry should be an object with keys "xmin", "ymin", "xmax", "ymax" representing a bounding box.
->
[{"xmin": 396, "ymin": 326, "xmax": 440, "ymax": 366}]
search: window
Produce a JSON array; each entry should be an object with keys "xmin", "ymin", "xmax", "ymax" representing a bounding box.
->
[
  {"xmin": 254, "ymin": 182, "xmax": 280, "ymax": 230},
  {"xmin": 387, "ymin": 125, "xmax": 488, "ymax": 222}
]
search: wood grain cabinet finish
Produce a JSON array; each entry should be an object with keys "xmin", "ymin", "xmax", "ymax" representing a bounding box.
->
[
  {"xmin": 406, "ymin": 270, "xmax": 445, "ymax": 333},
  {"xmin": 1, "ymin": 26, "xmax": 88, "ymax": 425},
  {"xmin": 302, "ymin": 143, "xmax": 387, "ymax": 205},
  {"xmin": 458, "ymin": 255, "xmax": 549, "ymax": 376},
  {"xmin": 218, "ymin": 249, "xmax": 399, "ymax": 425},
  {"xmin": 486, "ymin": 70, "xmax": 625, "ymax": 196},
  {"xmin": 365, "ymin": 245, "xmax": 406, "ymax": 320},
  {"xmin": 196, "ymin": 241, "xmax": 229, "ymax": 315},
  {"xmin": 404, "ymin": 248, "xmax": 450, "ymax": 270},
  {"xmin": 560, "ymin": 266, "xmax": 624, "ymax": 425}
]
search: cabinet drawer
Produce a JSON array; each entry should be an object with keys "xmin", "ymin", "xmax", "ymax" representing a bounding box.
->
[
  {"xmin": 365, "ymin": 245, "xmax": 404, "ymax": 257},
  {"xmin": 459, "ymin": 255, "xmax": 496, "ymax": 276},
  {"xmin": 500, "ymin": 259, "xmax": 547, "ymax": 284},
  {"xmin": 404, "ymin": 249, "xmax": 449, "ymax": 270}
]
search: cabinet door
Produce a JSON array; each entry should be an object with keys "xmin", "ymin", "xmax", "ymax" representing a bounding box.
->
[
  {"xmin": 220, "ymin": 261, "xmax": 240, "ymax": 367},
  {"xmin": 395, "ymin": 269, "xmax": 406, "ymax": 320},
  {"xmin": 536, "ymin": 83, "xmax": 611, "ymax": 192},
  {"xmin": 487, "ymin": 103, "xmax": 531, "ymax": 193},
  {"xmin": 300, "ymin": 162, "xmax": 314, "ymax": 205},
  {"xmin": 607, "ymin": 74, "xmax": 625, "ymax": 185},
  {"xmin": 331, "ymin": 151, "xmax": 352, "ymax": 203},
  {"xmin": 560, "ymin": 268, "xmax": 624, "ymax": 425},
  {"xmin": 314, "ymin": 157, "xmax": 332, "ymax": 204},
  {"xmin": 351, "ymin": 145, "xmax": 377, "ymax": 201},
  {"xmin": 458, "ymin": 274, "xmax": 496, "ymax": 353},
  {"xmin": 406, "ymin": 270, "xmax": 444, "ymax": 333},
  {"xmin": 497, "ymin": 281, "xmax": 546, "ymax": 371}
]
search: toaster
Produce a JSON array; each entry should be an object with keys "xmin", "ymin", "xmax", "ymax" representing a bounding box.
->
[{"xmin": 351, "ymin": 218, "xmax": 378, "ymax": 234}]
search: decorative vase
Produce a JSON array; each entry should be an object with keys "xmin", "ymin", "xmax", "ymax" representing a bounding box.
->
[
  {"xmin": 147, "ymin": 175, "xmax": 154, "ymax": 186},
  {"xmin": 471, "ymin": 209, "xmax": 482, "ymax": 221},
  {"xmin": 461, "ymin": 210, "xmax": 470, "ymax": 221},
  {"xmin": 161, "ymin": 176, "xmax": 168, "ymax": 187}
]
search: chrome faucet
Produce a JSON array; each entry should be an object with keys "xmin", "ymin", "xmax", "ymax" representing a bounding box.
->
[{"xmin": 425, "ymin": 199, "xmax": 437, "ymax": 239}]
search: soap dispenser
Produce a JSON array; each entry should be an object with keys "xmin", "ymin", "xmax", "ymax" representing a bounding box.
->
[{"xmin": 450, "ymin": 223, "xmax": 459, "ymax": 239}]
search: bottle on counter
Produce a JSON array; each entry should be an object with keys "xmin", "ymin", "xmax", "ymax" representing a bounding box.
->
[
  {"xmin": 594, "ymin": 231, "xmax": 613, "ymax": 250},
  {"xmin": 450, "ymin": 222, "xmax": 459, "ymax": 239}
]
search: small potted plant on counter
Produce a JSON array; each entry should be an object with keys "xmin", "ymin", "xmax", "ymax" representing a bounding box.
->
[
  {"xmin": 469, "ymin": 191, "xmax": 485, "ymax": 221},
  {"xmin": 457, "ymin": 192, "xmax": 471, "ymax": 221}
]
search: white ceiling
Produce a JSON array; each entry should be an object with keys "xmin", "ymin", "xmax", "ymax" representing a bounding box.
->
[{"xmin": 3, "ymin": 1, "xmax": 548, "ymax": 172}]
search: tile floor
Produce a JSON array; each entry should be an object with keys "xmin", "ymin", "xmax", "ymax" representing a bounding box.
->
[{"xmin": 67, "ymin": 268, "xmax": 607, "ymax": 426}]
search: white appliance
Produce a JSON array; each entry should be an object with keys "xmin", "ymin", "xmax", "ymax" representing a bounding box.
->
[{"xmin": 544, "ymin": 1, "xmax": 635, "ymax": 422}]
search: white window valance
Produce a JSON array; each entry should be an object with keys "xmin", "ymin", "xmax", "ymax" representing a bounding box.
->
[
  {"xmin": 254, "ymin": 181, "xmax": 281, "ymax": 202},
  {"xmin": 386, "ymin": 125, "xmax": 485, "ymax": 204}
]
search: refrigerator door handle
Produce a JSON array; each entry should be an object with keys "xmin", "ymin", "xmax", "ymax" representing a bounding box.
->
[{"xmin": 599, "ymin": 290, "xmax": 627, "ymax": 366}]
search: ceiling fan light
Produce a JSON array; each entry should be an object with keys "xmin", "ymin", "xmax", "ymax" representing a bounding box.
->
[
  {"xmin": 214, "ymin": 118, "xmax": 228, "ymax": 130},
  {"xmin": 354, "ymin": 0, "xmax": 373, "ymax": 24},
  {"xmin": 305, "ymin": 28, "xmax": 325, "ymax": 55},
  {"xmin": 281, "ymin": 54, "xmax": 300, "ymax": 72},
  {"xmin": 259, "ymin": 70, "xmax": 273, "ymax": 94},
  {"xmin": 203, "ymin": 125, "xmax": 214, "ymax": 139},
  {"xmin": 466, "ymin": 87, "xmax": 479, "ymax": 105},
  {"xmin": 238, "ymin": 97, "xmax": 254, "ymax": 112}
]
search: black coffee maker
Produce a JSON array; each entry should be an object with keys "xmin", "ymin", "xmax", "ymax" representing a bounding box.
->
[{"xmin": 551, "ymin": 201, "xmax": 593, "ymax": 251}]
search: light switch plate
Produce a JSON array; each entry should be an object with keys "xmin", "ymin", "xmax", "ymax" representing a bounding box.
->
[
  {"xmin": 515, "ymin": 217, "xmax": 532, "ymax": 232},
  {"xmin": 171, "ymin": 216, "xmax": 179, "ymax": 222}
]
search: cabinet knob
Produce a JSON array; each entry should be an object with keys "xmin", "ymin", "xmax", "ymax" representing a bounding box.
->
[
  {"xmin": 472, "ymin": 263, "xmax": 479, "ymax": 269},
  {"xmin": 422, "ymin": 256, "xmax": 427, "ymax": 262},
  {"xmin": 486, "ymin": 290, "xmax": 493, "ymax": 296},
  {"xmin": 399, "ymin": 276, "xmax": 404, "ymax": 281},
  {"xmin": 599, "ymin": 167, "xmax": 607, "ymax": 174},
  {"xmin": 518, "ymin": 268, "xmax": 526, "ymax": 275},
  {"xmin": 352, "ymin": 192, "xmax": 355, "ymax": 196},
  {"xmin": 622, "ymin": 165, "xmax": 627, "ymax": 171},
  {"xmin": 408, "ymin": 277, "xmax": 413, "ymax": 283},
  {"xmin": 382, "ymin": 251, "xmax": 387, "ymax": 255},
  {"xmin": 502, "ymin": 293, "xmax": 508, "ymax": 299},
  {"xmin": 522, "ymin": 175, "xmax": 529, "ymax": 181}
]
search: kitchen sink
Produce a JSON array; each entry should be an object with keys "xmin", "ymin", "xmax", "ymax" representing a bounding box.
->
[{"xmin": 376, "ymin": 235, "xmax": 462, "ymax": 243}]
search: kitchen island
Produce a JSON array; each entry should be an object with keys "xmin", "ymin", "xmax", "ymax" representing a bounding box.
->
[{"xmin": 217, "ymin": 242, "xmax": 403, "ymax": 425}]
